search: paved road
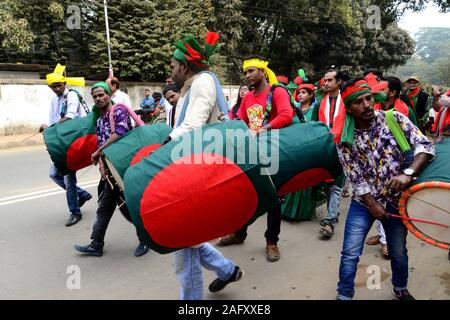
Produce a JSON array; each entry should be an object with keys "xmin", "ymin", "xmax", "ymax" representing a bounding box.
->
[{"xmin": 0, "ymin": 146, "xmax": 449, "ymax": 300}]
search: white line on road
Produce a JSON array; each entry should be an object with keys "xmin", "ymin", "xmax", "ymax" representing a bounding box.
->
[{"xmin": 0, "ymin": 180, "xmax": 99, "ymax": 206}]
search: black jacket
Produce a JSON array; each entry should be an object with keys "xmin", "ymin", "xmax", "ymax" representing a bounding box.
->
[{"xmin": 400, "ymin": 90, "xmax": 429, "ymax": 121}]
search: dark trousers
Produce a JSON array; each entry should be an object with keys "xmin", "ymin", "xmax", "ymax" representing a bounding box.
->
[
  {"xmin": 234, "ymin": 203, "xmax": 282, "ymax": 244},
  {"xmin": 90, "ymin": 180, "xmax": 142, "ymax": 248}
]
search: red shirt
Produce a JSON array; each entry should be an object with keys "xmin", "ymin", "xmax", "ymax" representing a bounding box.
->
[{"xmin": 237, "ymin": 86, "xmax": 294, "ymax": 129}]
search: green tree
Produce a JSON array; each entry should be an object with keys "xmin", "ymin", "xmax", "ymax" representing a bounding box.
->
[
  {"xmin": 87, "ymin": 0, "xmax": 220, "ymax": 81},
  {"xmin": 0, "ymin": 2, "xmax": 36, "ymax": 54}
]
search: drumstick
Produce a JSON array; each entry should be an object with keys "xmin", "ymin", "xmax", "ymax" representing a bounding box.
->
[
  {"xmin": 21, "ymin": 132, "xmax": 40, "ymax": 142},
  {"xmin": 401, "ymin": 191, "xmax": 450, "ymax": 215},
  {"xmin": 389, "ymin": 214, "xmax": 449, "ymax": 228}
]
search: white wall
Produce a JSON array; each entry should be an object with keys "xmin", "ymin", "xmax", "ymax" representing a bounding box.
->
[{"xmin": 0, "ymin": 80, "xmax": 239, "ymax": 135}]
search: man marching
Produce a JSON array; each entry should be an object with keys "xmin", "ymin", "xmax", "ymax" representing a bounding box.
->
[
  {"xmin": 40, "ymin": 64, "xmax": 92, "ymax": 227},
  {"xmin": 331, "ymin": 78, "xmax": 434, "ymax": 300}
]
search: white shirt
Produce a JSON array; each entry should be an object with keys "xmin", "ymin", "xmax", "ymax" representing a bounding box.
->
[
  {"xmin": 49, "ymin": 88, "xmax": 85, "ymax": 125},
  {"xmin": 170, "ymin": 72, "xmax": 221, "ymax": 140},
  {"xmin": 163, "ymin": 99, "xmax": 174, "ymax": 127},
  {"xmin": 111, "ymin": 89, "xmax": 132, "ymax": 108}
]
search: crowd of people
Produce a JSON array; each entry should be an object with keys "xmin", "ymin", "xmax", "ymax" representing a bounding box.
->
[{"xmin": 40, "ymin": 31, "xmax": 450, "ymax": 301}]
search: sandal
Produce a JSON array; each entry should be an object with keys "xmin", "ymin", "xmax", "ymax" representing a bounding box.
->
[
  {"xmin": 365, "ymin": 235, "xmax": 381, "ymax": 246},
  {"xmin": 319, "ymin": 223, "xmax": 334, "ymax": 238}
]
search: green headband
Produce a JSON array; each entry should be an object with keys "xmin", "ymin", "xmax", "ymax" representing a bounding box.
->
[{"xmin": 91, "ymin": 81, "xmax": 111, "ymax": 94}]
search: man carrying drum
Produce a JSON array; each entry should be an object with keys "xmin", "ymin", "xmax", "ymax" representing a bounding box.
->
[
  {"xmin": 74, "ymin": 82, "xmax": 150, "ymax": 258},
  {"xmin": 331, "ymin": 78, "xmax": 435, "ymax": 300}
]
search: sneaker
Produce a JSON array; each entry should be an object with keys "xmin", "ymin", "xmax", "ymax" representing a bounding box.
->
[
  {"xmin": 266, "ymin": 244, "xmax": 280, "ymax": 262},
  {"xmin": 208, "ymin": 266, "xmax": 244, "ymax": 293},
  {"xmin": 74, "ymin": 244, "xmax": 103, "ymax": 257},
  {"xmin": 134, "ymin": 242, "xmax": 150, "ymax": 257},
  {"xmin": 78, "ymin": 194, "xmax": 93, "ymax": 208},
  {"xmin": 392, "ymin": 288, "xmax": 415, "ymax": 300},
  {"xmin": 217, "ymin": 234, "xmax": 245, "ymax": 247},
  {"xmin": 65, "ymin": 213, "xmax": 82, "ymax": 227}
]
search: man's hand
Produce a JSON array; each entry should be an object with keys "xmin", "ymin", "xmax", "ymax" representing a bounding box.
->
[
  {"xmin": 91, "ymin": 150, "xmax": 101, "ymax": 165},
  {"xmin": 255, "ymin": 125, "xmax": 272, "ymax": 136},
  {"xmin": 386, "ymin": 174, "xmax": 412, "ymax": 194},
  {"xmin": 368, "ymin": 201, "xmax": 389, "ymax": 220},
  {"xmin": 39, "ymin": 124, "xmax": 48, "ymax": 133}
]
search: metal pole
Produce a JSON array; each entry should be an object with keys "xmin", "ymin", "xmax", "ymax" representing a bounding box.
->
[{"xmin": 104, "ymin": 0, "xmax": 113, "ymax": 77}]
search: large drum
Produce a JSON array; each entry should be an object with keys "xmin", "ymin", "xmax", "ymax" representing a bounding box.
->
[
  {"xmin": 44, "ymin": 108, "xmax": 100, "ymax": 175},
  {"xmin": 123, "ymin": 120, "xmax": 280, "ymax": 254},
  {"xmin": 102, "ymin": 124, "xmax": 173, "ymax": 191},
  {"xmin": 257, "ymin": 121, "xmax": 342, "ymax": 196},
  {"xmin": 399, "ymin": 139, "xmax": 450, "ymax": 250}
]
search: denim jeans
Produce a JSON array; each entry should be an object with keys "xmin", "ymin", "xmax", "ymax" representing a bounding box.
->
[
  {"xmin": 90, "ymin": 180, "xmax": 144, "ymax": 248},
  {"xmin": 49, "ymin": 163, "xmax": 91, "ymax": 215},
  {"xmin": 337, "ymin": 200, "xmax": 409, "ymax": 299},
  {"xmin": 325, "ymin": 183, "xmax": 342, "ymax": 223},
  {"xmin": 174, "ymin": 243, "xmax": 235, "ymax": 300},
  {"xmin": 234, "ymin": 202, "xmax": 281, "ymax": 244}
]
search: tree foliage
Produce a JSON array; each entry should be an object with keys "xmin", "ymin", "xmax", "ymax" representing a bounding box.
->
[
  {"xmin": 391, "ymin": 27, "xmax": 450, "ymax": 86},
  {"xmin": 0, "ymin": 0, "xmax": 447, "ymax": 82}
]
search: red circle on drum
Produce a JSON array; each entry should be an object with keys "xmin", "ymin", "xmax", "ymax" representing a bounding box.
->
[
  {"xmin": 130, "ymin": 144, "xmax": 161, "ymax": 166},
  {"xmin": 66, "ymin": 134, "xmax": 98, "ymax": 171},
  {"xmin": 278, "ymin": 168, "xmax": 333, "ymax": 196},
  {"xmin": 139, "ymin": 154, "xmax": 258, "ymax": 248}
]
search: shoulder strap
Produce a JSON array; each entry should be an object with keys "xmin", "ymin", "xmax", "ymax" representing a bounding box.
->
[
  {"xmin": 175, "ymin": 71, "xmax": 230, "ymax": 128},
  {"xmin": 60, "ymin": 92, "xmax": 68, "ymax": 119},
  {"xmin": 69, "ymin": 89, "xmax": 90, "ymax": 115},
  {"xmin": 109, "ymin": 103, "xmax": 144, "ymax": 134},
  {"xmin": 385, "ymin": 109, "xmax": 411, "ymax": 152}
]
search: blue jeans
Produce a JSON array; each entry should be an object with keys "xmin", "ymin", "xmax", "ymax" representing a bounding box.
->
[
  {"xmin": 174, "ymin": 243, "xmax": 235, "ymax": 300},
  {"xmin": 326, "ymin": 183, "xmax": 342, "ymax": 223},
  {"xmin": 49, "ymin": 163, "xmax": 91, "ymax": 215},
  {"xmin": 337, "ymin": 200, "xmax": 409, "ymax": 299}
]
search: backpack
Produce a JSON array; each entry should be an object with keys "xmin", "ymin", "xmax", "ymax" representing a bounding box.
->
[{"xmin": 263, "ymin": 84, "xmax": 305, "ymax": 126}]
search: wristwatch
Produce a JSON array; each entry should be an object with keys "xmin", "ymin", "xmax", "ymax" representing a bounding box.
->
[{"xmin": 403, "ymin": 168, "xmax": 415, "ymax": 176}]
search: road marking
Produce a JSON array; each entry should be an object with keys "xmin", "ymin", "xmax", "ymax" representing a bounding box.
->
[{"xmin": 0, "ymin": 180, "xmax": 99, "ymax": 206}]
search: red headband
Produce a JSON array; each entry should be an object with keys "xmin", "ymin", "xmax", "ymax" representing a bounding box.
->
[{"xmin": 341, "ymin": 80, "xmax": 371, "ymax": 104}]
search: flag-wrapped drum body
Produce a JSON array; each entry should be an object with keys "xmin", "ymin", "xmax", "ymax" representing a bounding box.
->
[
  {"xmin": 44, "ymin": 108, "xmax": 100, "ymax": 175},
  {"xmin": 123, "ymin": 120, "xmax": 280, "ymax": 254},
  {"xmin": 102, "ymin": 124, "xmax": 173, "ymax": 191},
  {"xmin": 257, "ymin": 121, "xmax": 343, "ymax": 196},
  {"xmin": 399, "ymin": 138, "xmax": 450, "ymax": 250}
]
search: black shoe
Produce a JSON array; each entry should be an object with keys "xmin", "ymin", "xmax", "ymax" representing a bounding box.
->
[
  {"xmin": 208, "ymin": 266, "xmax": 244, "ymax": 293},
  {"xmin": 134, "ymin": 242, "xmax": 149, "ymax": 257},
  {"xmin": 392, "ymin": 288, "xmax": 415, "ymax": 300},
  {"xmin": 78, "ymin": 194, "xmax": 93, "ymax": 208},
  {"xmin": 65, "ymin": 213, "xmax": 82, "ymax": 227},
  {"xmin": 74, "ymin": 244, "xmax": 103, "ymax": 257}
]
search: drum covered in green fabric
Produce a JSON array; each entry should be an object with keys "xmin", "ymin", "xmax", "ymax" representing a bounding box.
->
[
  {"xmin": 43, "ymin": 108, "xmax": 100, "ymax": 175},
  {"xmin": 124, "ymin": 120, "xmax": 280, "ymax": 254},
  {"xmin": 257, "ymin": 121, "xmax": 342, "ymax": 196},
  {"xmin": 102, "ymin": 124, "xmax": 173, "ymax": 191},
  {"xmin": 399, "ymin": 139, "xmax": 450, "ymax": 250}
]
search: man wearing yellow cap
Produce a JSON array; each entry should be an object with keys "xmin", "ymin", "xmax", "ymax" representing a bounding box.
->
[
  {"xmin": 218, "ymin": 57, "xmax": 293, "ymax": 262},
  {"xmin": 39, "ymin": 64, "xmax": 92, "ymax": 227}
]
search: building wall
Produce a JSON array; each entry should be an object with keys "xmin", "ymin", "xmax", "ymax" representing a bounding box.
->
[{"xmin": 0, "ymin": 79, "xmax": 240, "ymax": 135}]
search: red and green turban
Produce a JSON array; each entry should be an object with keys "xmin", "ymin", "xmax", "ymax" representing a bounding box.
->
[
  {"xmin": 173, "ymin": 31, "xmax": 220, "ymax": 70},
  {"xmin": 331, "ymin": 80, "xmax": 373, "ymax": 145}
]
